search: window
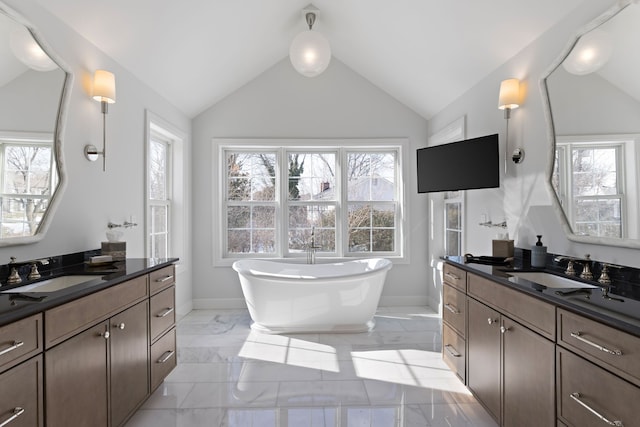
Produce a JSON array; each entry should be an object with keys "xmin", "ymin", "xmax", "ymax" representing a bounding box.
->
[
  {"xmin": 218, "ymin": 140, "xmax": 406, "ymax": 261},
  {"xmin": 444, "ymin": 192, "xmax": 464, "ymax": 256},
  {"xmin": 146, "ymin": 112, "xmax": 187, "ymax": 261},
  {"xmin": 554, "ymin": 138, "xmax": 625, "ymax": 238},
  {"xmin": 0, "ymin": 133, "xmax": 56, "ymax": 238}
]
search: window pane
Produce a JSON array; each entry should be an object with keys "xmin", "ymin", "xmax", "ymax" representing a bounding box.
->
[
  {"xmin": 574, "ymin": 198, "xmax": 621, "ymax": 238},
  {"xmin": 226, "ymin": 152, "xmax": 276, "ymax": 201},
  {"xmin": 372, "ymin": 229, "xmax": 394, "ymax": 251},
  {"xmin": 372, "ymin": 205, "xmax": 394, "ymax": 227},
  {"xmin": 151, "ymin": 206, "xmax": 167, "ymax": 233},
  {"xmin": 3, "ymin": 146, "xmax": 52, "ymax": 195},
  {"xmin": 149, "ymin": 140, "xmax": 167, "ymax": 200},
  {"xmin": 572, "ymin": 147, "xmax": 618, "ymax": 196},
  {"xmin": 288, "ymin": 153, "xmax": 336, "ymax": 201},
  {"xmin": 228, "ymin": 230, "xmax": 250, "ymax": 253},
  {"xmin": 0, "ymin": 197, "xmax": 47, "ymax": 237},
  {"xmin": 227, "ymin": 206, "xmax": 250, "ymax": 228},
  {"xmin": 348, "ymin": 204, "xmax": 371, "ymax": 228},
  {"xmin": 446, "ymin": 203, "xmax": 461, "ymax": 230},
  {"xmin": 288, "ymin": 205, "xmax": 336, "ymax": 252},
  {"xmin": 349, "ymin": 229, "xmax": 370, "ymax": 252},
  {"xmin": 347, "ymin": 152, "xmax": 396, "ymax": 201},
  {"xmin": 446, "ymin": 230, "xmax": 461, "ymax": 256}
]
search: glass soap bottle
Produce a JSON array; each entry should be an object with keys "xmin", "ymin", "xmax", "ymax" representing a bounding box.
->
[{"xmin": 531, "ymin": 235, "xmax": 547, "ymax": 268}]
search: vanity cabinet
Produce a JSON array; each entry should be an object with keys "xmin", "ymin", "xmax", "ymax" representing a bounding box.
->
[
  {"xmin": 442, "ymin": 264, "xmax": 467, "ymax": 382},
  {"xmin": 0, "ymin": 314, "xmax": 44, "ymax": 427},
  {"xmin": 148, "ymin": 264, "xmax": 177, "ymax": 392},
  {"xmin": 465, "ymin": 271, "xmax": 556, "ymax": 426},
  {"xmin": 44, "ymin": 273, "xmax": 156, "ymax": 427},
  {"xmin": 556, "ymin": 309, "xmax": 640, "ymax": 426}
]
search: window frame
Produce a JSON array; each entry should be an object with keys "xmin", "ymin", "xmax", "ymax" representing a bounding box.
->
[
  {"xmin": 214, "ymin": 138, "xmax": 408, "ymax": 265},
  {"xmin": 0, "ymin": 131, "xmax": 56, "ymax": 238},
  {"xmin": 555, "ymin": 135, "xmax": 630, "ymax": 239}
]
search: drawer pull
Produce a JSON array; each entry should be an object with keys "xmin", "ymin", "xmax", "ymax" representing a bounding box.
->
[
  {"xmin": 0, "ymin": 341, "xmax": 24, "ymax": 357},
  {"xmin": 570, "ymin": 393, "xmax": 624, "ymax": 426},
  {"xmin": 156, "ymin": 307, "xmax": 174, "ymax": 318},
  {"xmin": 570, "ymin": 332, "xmax": 623, "ymax": 356},
  {"xmin": 155, "ymin": 275, "xmax": 174, "ymax": 283},
  {"xmin": 444, "ymin": 304, "xmax": 459, "ymax": 314},
  {"xmin": 445, "ymin": 272, "xmax": 460, "ymax": 281},
  {"xmin": 157, "ymin": 350, "xmax": 175, "ymax": 364},
  {"xmin": 0, "ymin": 407, "xmax": 25, "ymax": 427},
  {"xmin": 444, "ymin": 344, "xmax": 461, "ymax": 358}
]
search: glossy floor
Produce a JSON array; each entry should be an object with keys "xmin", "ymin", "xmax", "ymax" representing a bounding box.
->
[{"xmin": 125, "ymin": 307, "xmax": 497, "ymax": 427}]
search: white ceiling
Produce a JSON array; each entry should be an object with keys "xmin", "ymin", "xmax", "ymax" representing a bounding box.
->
[{"xmin": 37, "ymin": 0, "xmax": 589, "ymax": 119}]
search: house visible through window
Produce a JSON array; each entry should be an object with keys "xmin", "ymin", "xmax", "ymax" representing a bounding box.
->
[
  {"xmin": 219, "ymin": 140, "xmax": 405, "ymax": 260},
  {"xmin": 0, "ymin": 134, "xmax": 56, "ymax": 238}
]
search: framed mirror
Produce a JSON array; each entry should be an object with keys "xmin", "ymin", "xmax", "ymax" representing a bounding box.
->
[
  {"xmin": 0, "ymin": 2, "xmax": 70, "ymax": 246},
  {"xmin": 541, "ymin": 0, "xmax": 640, "ymax": 248}
]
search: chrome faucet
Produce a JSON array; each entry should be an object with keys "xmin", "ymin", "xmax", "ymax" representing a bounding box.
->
[
  {"xmin": 579, "ymin": 254, "xmax": 593, "ymax": 280},
  {"xmin": 306, "ymin": 227, "xmax": 321, "ymax": 264},
  {"xmin": 5, "ymin": 256, "xmax": 51, "ymax": 285}
]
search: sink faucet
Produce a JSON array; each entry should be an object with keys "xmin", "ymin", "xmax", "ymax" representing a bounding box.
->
[
  {"xmin": 553, "ymin": 254, "xmax": 592, "ymax": 278},
  {"xmin": 5, "ymin": 256, "xmax": 51, "ymax": 285},
  {"xmin": 306, "ymin": 227, "xmax": 321, "ymax": 264},
  {"xmin": 579, "ymin": 254, "xmax": 593, "ymax": 280}
]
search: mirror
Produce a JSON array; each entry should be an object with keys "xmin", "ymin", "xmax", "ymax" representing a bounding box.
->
[
  {"xmin": 541, "ymin": 0, "xmax": 640, "ymax": 248},
  {"xmin": 0, "ymin": 3, "xmax": 69, "ymax": 246}
]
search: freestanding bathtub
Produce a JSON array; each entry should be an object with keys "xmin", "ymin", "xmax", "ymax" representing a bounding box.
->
[{"xmin": 232, "ymin": 258, "xmax": 392, "ymax": 334}]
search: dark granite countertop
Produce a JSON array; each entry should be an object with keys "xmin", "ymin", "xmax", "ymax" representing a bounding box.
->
[
  {"xmin": 444, "ymin": 256, "xmax": 640, "ymax": 338},
  {"xmin": 0, "ymin": 257, "xmax": 178, "ymax": 327}
]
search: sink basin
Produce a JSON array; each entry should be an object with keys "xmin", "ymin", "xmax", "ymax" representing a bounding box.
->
[
  {"xmin": 506, "ymin": 271, "xmax": 598, "ymax": 289},
  {"xmin": 1, "ymin": 275, "xmax": 101, "ymax": 293}
]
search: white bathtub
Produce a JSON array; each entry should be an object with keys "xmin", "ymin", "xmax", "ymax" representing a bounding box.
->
[{"xmin": 232, "ymin": 258, "xmax": 392, "ymax": 334}]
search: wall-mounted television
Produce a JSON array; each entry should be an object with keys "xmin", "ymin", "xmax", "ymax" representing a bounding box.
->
[{"xmin": 417, "ymin": 133, "xmax": 500, "ymax": 193}]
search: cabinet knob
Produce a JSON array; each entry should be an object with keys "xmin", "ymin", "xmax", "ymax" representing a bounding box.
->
[
  {"xmin": 101, "ymin": 331, "xmax": 110, "ymax": 339},
  {"xmin": 487, "ymin": 318, "xmax": 497, "ymax": 325},
  {"xmin": 500, "ymin": 326, "xmax": 510, "ymax": 334},
  {"xmin": 114, "ymin": 323, "xmax": 126, "ymax": 330}
]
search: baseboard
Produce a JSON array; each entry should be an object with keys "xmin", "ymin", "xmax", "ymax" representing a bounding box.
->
[
  {"xmin": 425, "ymin": 294, "xmax": 442, "ymax": 315},
  {"xmin": 193, "ymin": 298, "xmax": 248, "ymax": 310},
  {"xmin": 176, "ymin": 300, "xmax": 194, "ymax": 321}
]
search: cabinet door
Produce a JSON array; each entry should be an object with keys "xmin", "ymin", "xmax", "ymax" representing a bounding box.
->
[
  {"xmin": 467, "ymin": 297, "xmax": 501, "ymax": 423},
  {"xmin": 45, "ymin": 322, "xmax": 109, "ymax": 427},
  {"xmin": 110, "ymin": 300, "xmax": 150, "ymax": 427},
  {"xmin": 0, "ymin": 355, "xmax": 43, "ymax": 427},
  {"xmin": 502, "ymin": 317, "xmax": 555, "ymax": 427}
]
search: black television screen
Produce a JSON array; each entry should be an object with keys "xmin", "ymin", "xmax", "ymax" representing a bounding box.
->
[{"xmin": 417, "ymin": 133, "xmax": 500, "ymax": 193}]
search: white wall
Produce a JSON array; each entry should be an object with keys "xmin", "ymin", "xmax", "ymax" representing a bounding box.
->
[
  {"xmin": 191, "ymin": 58, "xmax": 429, "ymax": 308},
  {"xmin": 0, "ymin": 1, "xmax": 193, "ymax": 315},
  {"xmin": 428, "ymin": 0, "xmax": 640, "ymax": 308}
]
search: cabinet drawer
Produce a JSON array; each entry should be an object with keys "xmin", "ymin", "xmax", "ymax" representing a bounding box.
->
[
  {"xmin": 0, "ymin": 355, "xmax": 43, "ymax": 427},
  {"xmin": 150, "ymin": 327, "xmax": 176, "ymax": 391},
  {"xmin": 45, "ymin": 275, "xmax": 148, "ymax": 348},
  {"xmin": 0, "ymin": 314, "xmax": 42, "ymax": 374},
  {"xmin": 557, "ymin": 348, "xmax": 640, "ymax": 427},
  {"xmin": 443, "ymin": 263, "xmax": 466, "ymax": 292},
  {"xmin": 443, "ymin": 284, "xmax": 466, "ymax": 337},
  {"xmin": 557, "ymin": 308, "xmax": 640, "ymax": 387},
  {"xmin": 150, "ymin": 286, "xmax": 176, "ymax": 343},
  {"xmin": 468, "ymin": 273, "xmax": 555, "ymax": 340},
  {"xmin": 442, "ymin": 323, "xmax": 465, "ymax": 383},
  {"xmin": 149, "ymin": 265, "xmax": 175, "ymax": 296}
]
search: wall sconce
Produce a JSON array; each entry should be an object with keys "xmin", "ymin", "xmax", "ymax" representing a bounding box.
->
[
  {"xmin": 498, "ymin": 78, "xmax": 523, "ymax": 169},
  {"xmin": 289, "ymin": 4, "xmax": 331, "ymax": 77},
  {"xmin": 85, "ymin": 69, "xmax": 116, "ymax": 171}
]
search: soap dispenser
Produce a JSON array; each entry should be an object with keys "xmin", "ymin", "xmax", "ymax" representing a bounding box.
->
[{"xmin": 531, "ymin": 235, "xmax": 547, "ymax": 268}]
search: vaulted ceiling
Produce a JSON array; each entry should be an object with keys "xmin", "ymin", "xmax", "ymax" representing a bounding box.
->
[{"xmin": 38, "ymin": 0, "xmax": 589, "ymax": 119}]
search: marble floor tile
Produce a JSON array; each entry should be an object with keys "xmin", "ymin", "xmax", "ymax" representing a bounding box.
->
[{"xmin": 125, "ymin": 306, "xmax": 497, "ymax": 427}]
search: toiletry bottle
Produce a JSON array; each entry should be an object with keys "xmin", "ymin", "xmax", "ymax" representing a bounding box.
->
[{"xmin": 531, "ymin": 235, "xmax": 547, "ymax": 268}]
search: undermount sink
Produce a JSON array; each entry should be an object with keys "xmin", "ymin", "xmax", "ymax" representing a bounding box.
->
[
  {"xmin": 1, "ymin": 275, "xmax": 101, "ymax": 293},
  {"xmin": 506, "ymin": 271, "xmax": 599, "ymax": 289}
]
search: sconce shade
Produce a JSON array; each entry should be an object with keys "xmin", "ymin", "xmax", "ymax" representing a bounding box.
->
[
  {"xmin": 92, "ymin": 70, "xmax": 116, "ymax": 103},
  {"xmin": 498, "ymin": 78, "xmax": 520, "ymax": 110},
  {"xmin": 9, "ymin": 28, "xmax": 57, "ymax": 72},
  {"xmin": 562, "ymin": 29, "xmax": 612, "ymax": 75}
]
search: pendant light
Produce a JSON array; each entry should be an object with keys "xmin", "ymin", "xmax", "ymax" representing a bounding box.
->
[{"xmin": 289, "ymin": 4, "xmax": 331, "ymax": 77}]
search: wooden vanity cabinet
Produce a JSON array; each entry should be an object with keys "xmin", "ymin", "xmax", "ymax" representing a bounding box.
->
[
  {"xmin": 442, "ymin": 264, "xmax": 467, "ymax": 382},
  {"xmin": 0, "ymin": 313, "xmax": 44, "ymax": 427},
  {"xmin": 149, "ymin": 264, "xmax": 177, "ymax": 392},
  {"xmin": 44, "ymin": 275, "xmax": 151, "ymax": 427},
  {"xmin": 465, "ymin": 271, "xmax": 556, "ymax": 427}
]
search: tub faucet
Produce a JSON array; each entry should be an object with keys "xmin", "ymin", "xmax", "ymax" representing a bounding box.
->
[{"xmin": 306, "ymin": 227, "xmax": 321, "ymax": 264}]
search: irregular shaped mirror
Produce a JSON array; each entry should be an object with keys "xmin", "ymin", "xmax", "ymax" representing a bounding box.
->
[
  {"xmin": 0, "ymin": 3, "xmax": 69, "ymax": 245},
  {"xmin": 541, "ymin": 0, "xmax": 640, "ymax": 248}
]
